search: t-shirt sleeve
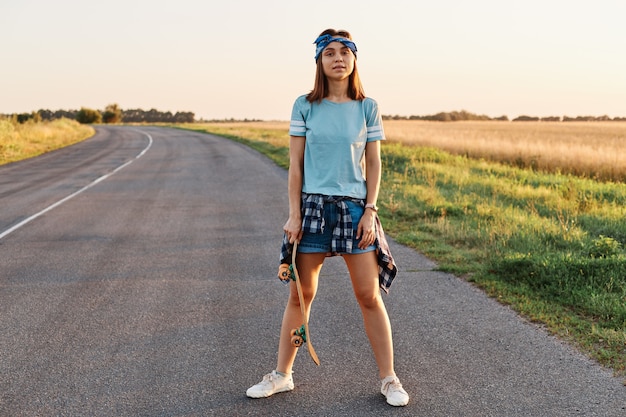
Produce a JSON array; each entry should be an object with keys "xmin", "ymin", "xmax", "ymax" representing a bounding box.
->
[
  {"xmin": 289, "ymin": 96, "xmax": 307, "ymax": 137},
  {"xmin": 365, "ymin": 98, "xmax": 386, "ymax": 142}
]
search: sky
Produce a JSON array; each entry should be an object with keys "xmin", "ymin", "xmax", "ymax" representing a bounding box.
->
[{"xmin": 1, "ymin": 0, "xmax": 625, "ymax": 121}]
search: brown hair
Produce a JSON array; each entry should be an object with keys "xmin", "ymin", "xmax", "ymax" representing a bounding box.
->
[{"xmin": 306, "ymin": 29, "xmax": 366, "ymax": 103}]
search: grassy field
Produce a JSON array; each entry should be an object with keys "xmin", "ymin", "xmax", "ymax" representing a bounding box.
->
[
  {"xmin": 175, "ymin": 121, "xmax": 626, "ymax": 379},
  {"xmin": 0, "ymin": 118, "xmax": 94, "ymax": 166},
  {"xmin": 385, "ymin": 120, "xmax": 626, "ymax": 182}
]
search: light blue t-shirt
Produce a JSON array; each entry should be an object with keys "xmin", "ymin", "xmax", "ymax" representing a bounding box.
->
[{"xmin": 289, "ymin": 95, "xmax": 386, "ymax": 199}]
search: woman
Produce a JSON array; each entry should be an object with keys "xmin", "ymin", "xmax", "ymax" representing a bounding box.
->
[{"xmin": 246, "ymin": 29, "xmax": 409, "ymax": 407}]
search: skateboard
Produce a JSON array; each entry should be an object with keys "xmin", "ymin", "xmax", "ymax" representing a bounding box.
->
[{"xmin": 278, "ymin": 241, "xmax": 320, "ymax": 365}]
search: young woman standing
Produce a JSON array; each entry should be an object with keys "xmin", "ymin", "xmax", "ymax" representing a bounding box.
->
[{"xmin": 246, "ymin": 29, "xmax": 409, "ymax": 407}]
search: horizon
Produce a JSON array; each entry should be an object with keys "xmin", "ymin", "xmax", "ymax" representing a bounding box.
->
[
  {"xmin": 5, "ymin": 106, "xmax": 626, "ymax": 123},
  {"xmin": 2, "ymin": 1, "xmax": 625, "ymax": 121}
]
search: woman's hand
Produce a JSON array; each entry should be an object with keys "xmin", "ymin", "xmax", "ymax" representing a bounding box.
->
[
  {"xmin": 356, "ymin": 209, "xmax": 377, "ymax": 249},
  {"xmin": 283, "ymin": 216, "xmax": 303, "ymax": 244}
]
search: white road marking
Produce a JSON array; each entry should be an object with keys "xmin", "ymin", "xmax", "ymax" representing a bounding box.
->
[{"xmin": 0, "ymin": 129, "xmax": 153, "ymax": 241}]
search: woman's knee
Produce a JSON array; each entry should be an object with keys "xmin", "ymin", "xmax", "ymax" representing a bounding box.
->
[
  {"xmin": 288, "ymin": 283, "xmax": 315, "ymax": 307},
  {"xmin": 354, "ymin": 288, "xmax": 382, "ymax": 310}
]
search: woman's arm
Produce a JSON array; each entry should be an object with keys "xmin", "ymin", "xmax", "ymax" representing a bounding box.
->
[
  {"xmin": 284, "ymin": 135, "xmax": 305, "ymax": 243},
  {"xmin": 364, "ymin": 140, "xmax": 381, "ymax": 207},
  {"xmin": 357, "ymin": 140, "xmax": 381, "ymax": 249}
]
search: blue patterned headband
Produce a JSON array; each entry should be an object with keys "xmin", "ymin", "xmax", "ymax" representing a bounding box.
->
[{"xmin": 313, "ymin": 34, "xmax": 357, "ymax": 62}]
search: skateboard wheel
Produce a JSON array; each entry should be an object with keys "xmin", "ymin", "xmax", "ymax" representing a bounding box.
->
[
  {"xmin": 291, "ymin": 325, "xmax": 307, "ymax": 342},
  {"xmin": 291, "ymin": 335, "xmax": 304, "ymax": 347},
  {"xmin": 278, "ymin": 264, "xmax": 291, "ymax": 282}
]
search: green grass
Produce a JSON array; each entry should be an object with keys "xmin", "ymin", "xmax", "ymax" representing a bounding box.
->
[
  {"xmin": 381, "ymin": 143, "xmax": 626, "ymax": 376},
  {"xmin": 178, "ymin": 123, "xmax": 626, "ymax": 378}
]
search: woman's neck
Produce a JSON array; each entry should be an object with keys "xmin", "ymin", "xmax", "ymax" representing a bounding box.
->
[{"xmin": 325, "ymin": 79, "xmax": 350, "ymax": 103}]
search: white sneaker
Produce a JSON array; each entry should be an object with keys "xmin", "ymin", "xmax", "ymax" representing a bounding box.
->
[
  {"xmin": 381, "ymin": 376, "xmax": 409, "ymax": 406},
  {"xmin": 246, "ymin": 370, "xmax": 294, "ymax": 398}
]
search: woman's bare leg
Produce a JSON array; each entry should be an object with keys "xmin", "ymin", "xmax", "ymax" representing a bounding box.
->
[
  {"xmin": 276, "ymin": 252, "xmax": 326, "ymax": 374},
  {"xmin": 343, "ymin": 252, "xmax": 395, "ymax": 379}
]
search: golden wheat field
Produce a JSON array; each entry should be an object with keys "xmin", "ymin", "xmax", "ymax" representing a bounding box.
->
[
  {"xmin": 384, "ymin": 121, "xmax": 626, "ymax": 181},
  {"xmin": 215, "ymin": 120, "xmax": 626, "ymax": 182}
]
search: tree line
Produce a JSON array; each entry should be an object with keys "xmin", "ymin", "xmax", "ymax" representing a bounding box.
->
[
  {"xmin": 383, "ymin": 110, "xmax": 626, "ymax": 122},
  {"xmin": 6, "ymin": 107, "xmax": 625, "ymax": 124},
  {"xmin": 5, "ymin": 104, "xmax": 195, "ymax": 124}
]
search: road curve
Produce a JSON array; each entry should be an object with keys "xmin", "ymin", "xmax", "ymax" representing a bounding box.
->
[{"xmin": 0, "ymin": 126, "xmax": 624, "ymax": 416}]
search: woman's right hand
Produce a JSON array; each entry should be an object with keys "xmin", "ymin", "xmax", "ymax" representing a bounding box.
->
[{"xmin": 283, "ymin": 216, "xmax": 303, "ymax": 244}]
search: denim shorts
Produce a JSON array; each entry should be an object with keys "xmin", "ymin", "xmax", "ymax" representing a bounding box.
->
[{"xmin": 297, "ymin": 200, "xmax": 376, "ymax": 254}]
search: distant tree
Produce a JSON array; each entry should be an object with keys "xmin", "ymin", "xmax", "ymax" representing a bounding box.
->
[
  {"xmin": 102, "ymin": 103, "xmax": 123, "ymax": 124},
  {"xmin": 14, "ymin": 111, "xmax": 41, "ymax": 124},
  {"xmin": 37, "ymin": 109, "xmax": 77, "ymax": 121},
  {"xmin": 433, "ymin": 112, "xmax": 453, "ymax": 121},
  {"xmin": 121, "ymin": 108, "xmax": 194, "ymax": 123},
  {"xmin": 384, "ymin": 110, "xmax": 495, "ymax": 121},
  {"xmin": 563, "ymin": 115, "xmax": 597, "ymax": 122},
  {"xmin": 76, "ymin": 107, "xmax": 102, "ymax": 124},
  {"xmin": 173, "ymin": 111, "xmax": 195, "ymax": 123},
  {"xmin": 513, "ymin": 115, "xmax": 540, "ymax": 122},
  {"xmin": 16, "ymin": 113, "xmax": 32, "ymax": 123},
  {"xmin": 56, "ymin": 109, "xmax": 78, "ymax": 120},
  {"xmin": 38, "ymin": 109, "xmax": 54, "ymax": 121}
]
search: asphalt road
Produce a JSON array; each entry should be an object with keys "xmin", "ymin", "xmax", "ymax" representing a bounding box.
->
[{"xmin": 1, "ymin": 126, "xmax": 624, "ymax": 416}]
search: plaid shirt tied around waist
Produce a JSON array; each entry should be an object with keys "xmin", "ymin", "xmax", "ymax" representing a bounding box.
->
[{"xmin": 280, "ymin": 193, "xmax": 398, "ymax": 293}]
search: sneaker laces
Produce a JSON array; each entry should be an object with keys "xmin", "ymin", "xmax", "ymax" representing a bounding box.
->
[
  {"xmin": 382, "ymin": 376, "xmax": 403, "ymax": 394},
  {"xmin": 261, "ymin": 371, "xmax": 289, "ymax": 386},
  {"xmin": 261, "ymin": 372, "xmax": 277, "ymax": 386}
]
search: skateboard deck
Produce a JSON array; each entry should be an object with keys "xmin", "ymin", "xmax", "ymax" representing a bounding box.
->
[{"xmin": 278, "ymin": 241, "xmax": 320, "ymax": 365}]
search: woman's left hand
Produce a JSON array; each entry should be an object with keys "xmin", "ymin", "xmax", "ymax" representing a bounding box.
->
[{"xmin": 356, "ymin": 209, "xmax": 377, "ymax": 249}]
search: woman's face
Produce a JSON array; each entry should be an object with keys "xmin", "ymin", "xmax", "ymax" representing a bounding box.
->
[{"xmin": 321, "ymin": 40, "xmax": 355, "ymax": 81}]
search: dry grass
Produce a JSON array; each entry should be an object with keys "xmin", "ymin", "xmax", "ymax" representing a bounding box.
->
[
  {"xmin": 383, "ymin": 121, "xmax": 626, "ymax": 182},
  {"xmin": 0, "ymin": 118, "xmax": 94, "ymax": 166}
]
